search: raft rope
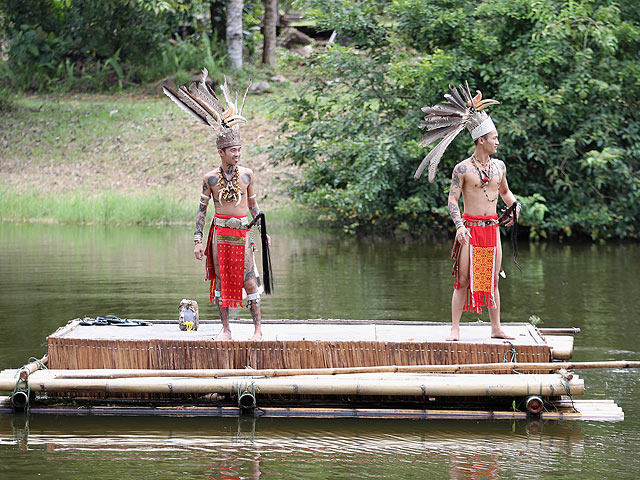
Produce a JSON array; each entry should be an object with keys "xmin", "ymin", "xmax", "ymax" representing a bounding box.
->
[
  {"xmin": 12, "ymin": 368, "xmax": 31, "ymax": 410},
  {"xmin": 28, "ymin": 356, "xmax": 48, "ymax": 371},
  {"xmin": 12, "ymin": 357, "xmax": 48, "ymax": 411},
  {"xmin": 503, "ymin": 341, "xmax": 522, "ymax": 374},
  {"xmin": 237, "ymin": 380, "xmax": 258, "ymax": 410},
  {"xmin": 560, "ymin": 372, "xmax": 578, "ymax": 413}
]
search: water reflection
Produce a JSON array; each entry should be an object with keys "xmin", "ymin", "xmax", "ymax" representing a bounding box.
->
[
  {"xmin": 1, "ymin": 222, "xmax": 639, "ymax": 479},
  {"xmin": 1, "ymin": 414, "xmax": 587, "ymax": 479}
]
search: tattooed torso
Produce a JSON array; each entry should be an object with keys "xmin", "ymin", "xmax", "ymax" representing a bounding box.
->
[
  {"xmin": 203, "ymin": 165, "xmax": 255, "ymax": 216},
  {"xmin": 194, "ymin": 165, "xmax": 258, "ymax": 236},
  {"xmin": 448, "ymin": 157, "xmax": 507, "ymax": 222}
]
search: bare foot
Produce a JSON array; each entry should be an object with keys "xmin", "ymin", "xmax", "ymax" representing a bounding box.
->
[
  {"xmin": 446, "ymin": 327, "xmax": 460, "ymax": 341},
  {"xmin": 216, "ymin": 330, "xmax": 232, "ymax": 341},
  {"xmin": 249, "ymin": 330, "xmax": 263, "ymax": 341},
  {"xmin": 491, "ymin": 329, "xmax": 514, "ymax": 340}
]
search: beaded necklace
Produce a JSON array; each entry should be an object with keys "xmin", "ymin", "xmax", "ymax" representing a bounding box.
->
[
  {"xmin": 217, "ymin": 166, "xmax": 241, "ymax": 204},
  {"xmin": 472, "ymin": 154, "xmax": 498, "ymax": 203}
]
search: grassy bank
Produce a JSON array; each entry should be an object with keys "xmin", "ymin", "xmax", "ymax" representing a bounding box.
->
[
  {"xmin": 0, "ymin": 188, "xmax": 191, "ymax": 225},
  {"xmin": 0, "ymin": 187, "xmax": 309, "ymax": 226},
  {"xmin": 0, "ymin": 90, "xmax": 300, "ymax": 225}
]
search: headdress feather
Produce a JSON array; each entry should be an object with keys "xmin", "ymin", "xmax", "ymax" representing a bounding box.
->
[
  {"xmin": 163, "ymin": 68, "xmax": 250, "ymax": 149},
  {"xmin": 415, "ymin": 82, "xmax": 499, "ymax": 182}
]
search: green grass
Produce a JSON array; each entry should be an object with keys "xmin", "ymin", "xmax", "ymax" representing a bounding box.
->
[
  {"xmin": 1, "ymin": 86, "xmax": 302, "ymax": 225},
  {"xmin": 0, "ymin": 188, "xmax": 193, "ymax": 225},
  {"xmin": 0, "ymin": 187, "xmax": 312, "ymax": 226}
]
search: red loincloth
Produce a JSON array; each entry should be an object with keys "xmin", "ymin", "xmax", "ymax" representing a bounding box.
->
[
  {"xmin": 204, "ymin": 214, "xmax": 248, "ymax": 308},
  {"xmin": 453, "ymin": 213, "xmax": 498, "ymax": 314}
]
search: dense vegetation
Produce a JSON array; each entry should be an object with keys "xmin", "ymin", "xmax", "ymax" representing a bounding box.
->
[
  {"xmin": 273, "ymin": 0, "xmax": 640, "ymax": 240},
  {"xmin": 0, "ymin": 0, "xmax": 266, "ymax": 91},
  {"xmin": 1, "ymin": 0, "xmax": 638, "ymax": 240}
]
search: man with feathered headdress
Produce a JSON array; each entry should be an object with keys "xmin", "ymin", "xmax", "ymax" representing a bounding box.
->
[
  {"xmin": 415, "ymin": 82, "xmax": 520, "ymax": 341},
  {"xmin": 163, "ymin": 69, "xmax": 273, "ymax": 341}
]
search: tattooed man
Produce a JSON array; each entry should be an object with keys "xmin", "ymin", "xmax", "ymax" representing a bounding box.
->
[
  {"xmin": 194, "ymin": 134, "xmax": 270, "ymax": 341},
  {"xmin": 162, "ymin": 72, "xmax": 271, "ymax": 341},
  {"xmin": 447, "ymin": 130, "xmax": 519, "ymax": 341},
  {"xmin": 414, "ymin": 83, "xmax": 520, "ymax": 341}
]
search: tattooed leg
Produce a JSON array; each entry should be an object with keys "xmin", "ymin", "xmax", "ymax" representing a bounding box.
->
[
  {"xmin": 247, "ymin": 298, "xmax": 263, "ymax": 341},
  {"xmin": 215, "ymin": 299, "xmax": 233, "ymax": 341},
  {"xmin": 449, "ymin": 241, "xmax": 470, "ymax": 341},
  {"xmin": 488, "ymin": 229, "xmax": 513, "ymax": 339},
  {"xmin": 214, "ymin": 277, "xmax": 232, "ymax": 341},
  {"xmin": 243, "ymin": 237, "xmax": 263, "ymax": 341}
]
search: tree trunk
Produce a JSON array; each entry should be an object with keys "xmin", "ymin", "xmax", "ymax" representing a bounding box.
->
[
  {"xmin": 209, "ymin": 0, "xmax": 227, "ymax": 42},
  {"xmin": 262, "ymin": 0, "xmax": 277, "ymax": 66},
  {"xmin": 226, "ymin": 0, "xmax": 243, "ymax": 69}
]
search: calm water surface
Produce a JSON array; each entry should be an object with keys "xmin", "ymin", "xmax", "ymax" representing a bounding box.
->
[{"xmin": 0, "ymin": 222, "xmax": 639, "ymax": 479}]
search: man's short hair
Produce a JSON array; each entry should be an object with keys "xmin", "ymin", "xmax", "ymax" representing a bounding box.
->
[{"xmin": 474, "ymin": 132, "xmax": 490, "ymax": 145}]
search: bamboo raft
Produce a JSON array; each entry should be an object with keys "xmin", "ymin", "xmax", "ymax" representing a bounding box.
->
[
  {"xmin": 45, "ymin": 319, "xmax": 566, "ymax": 371},
  {"xmin": 0, "ymin": 319, "xmax": 634, "ymax": 420}
]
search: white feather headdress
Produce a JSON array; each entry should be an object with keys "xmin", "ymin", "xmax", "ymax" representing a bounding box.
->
[{"xmin": 414, "ymin": 81, "xmax": 499, "ymax": 182}]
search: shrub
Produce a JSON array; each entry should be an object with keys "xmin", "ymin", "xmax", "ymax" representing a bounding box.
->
[{"xmin": 273, "ymin": 0, "xmax": 640, "ymax": 240}]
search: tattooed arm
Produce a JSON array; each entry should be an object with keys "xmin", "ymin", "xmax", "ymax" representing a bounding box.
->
[
  {"xmin": 449, "ymin": 163, "xmax": 472, "ymax": 245},
  {"xmin": 244, "ymin": 169, "xmax": 271, "ymax": 246},
  {"xmin": 244, "ymin": 170, "xmax": 261, "ymax": 221},
  {"xmin": 194, "ymin": 174, "xmax": 217, "ymax": 261}
]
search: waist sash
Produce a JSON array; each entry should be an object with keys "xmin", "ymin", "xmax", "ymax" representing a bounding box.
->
[
  {"xmin": 204, "ymin": 214, "xmax": 248, "ymax": 308},
  {"xmin": 453, "ymin": 213, "xmax": 498, "ymax": 314}
]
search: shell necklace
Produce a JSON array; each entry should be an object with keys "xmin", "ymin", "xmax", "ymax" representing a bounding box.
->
[
  {"xmin": 472, "ymin": 155, "xmax": 498, "ymax": 203},
  {"xmin": 217, "ymin": 167, "xmax": 242, "ymax": 206}
]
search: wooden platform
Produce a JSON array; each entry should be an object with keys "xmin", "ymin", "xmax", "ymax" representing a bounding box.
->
[
  {"xmin": 3, "ymin": 320, "xmax": 625, "ymax": 420},
  {"xmin": 47, "ymin": 320, "xmax": 559, "ymax": 371},
  {"xmin": 0, "ymin": 395, "xmax": 623, "ymax": 421}
]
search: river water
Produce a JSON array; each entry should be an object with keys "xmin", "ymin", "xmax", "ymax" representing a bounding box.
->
[{"xmin": 0, "ymin": 222, "xmax": 638, "ymax": 479}]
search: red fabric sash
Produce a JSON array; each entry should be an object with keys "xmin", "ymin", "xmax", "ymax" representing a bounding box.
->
[
  {"xmin": 204, "ymin": 214, "xmax": 247, "ymax": 308},
  {"xmin": 454, "ymin": 213, "xmax": 498, "ymax": 314}
]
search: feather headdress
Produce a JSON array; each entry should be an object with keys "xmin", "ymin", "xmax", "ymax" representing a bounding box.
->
[
  {"xmin": 162, "ymin": 68, "xmax": 252, "ymax": 149},
  {"xmin": 414, "ymin": 81, "xmax": 499, "ymax": 182}
]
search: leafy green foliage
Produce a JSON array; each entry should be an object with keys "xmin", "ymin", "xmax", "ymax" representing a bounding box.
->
[
  {"xmin": 274, "ymin": 0, "xmax": 640, "ymax": 240},
  {"xmin": 0, "ymin": 0, "xmax": 167, "ymax": 89},
  {"xmin": 0, "ymin": 0, "xmax": 228, "ymax": 90}
]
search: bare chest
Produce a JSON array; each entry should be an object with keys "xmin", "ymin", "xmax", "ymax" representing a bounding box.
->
[
  {"xmin": 207, "ymin": 170, "xmax": 252, "ymax": 211},
  {"xmin": 462, "ymin": 161, "xmax": 502, "ymax": 190}
]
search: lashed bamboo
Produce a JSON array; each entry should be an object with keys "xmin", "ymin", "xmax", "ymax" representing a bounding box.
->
[
  {"xmin": 6, "ymin": 401, "xmax": 624, "ymax": 421},
  {"xmin": 538, "ymin": 328, "xmax": 581, "ymax": 335},
  {"xmin": 0, "ymin": 373, "xmax": 584, "ymax": 397},
  {"xmin": 545, "ymin": 335, "xmax": 574, "ymax": 360},
  {"xmin": 16, "ymin": 360, "xmax": 640, "ymax": 380},
  {"xmin": 22, "ymin": 354, "xmax": 49, "ymax": 375},
  {"xmin": 43, "ymin": 322, "xmax": 560, "ymax": 400},
  {"xmin": 47, "ymin": 338, "xmax": 553, "ymax": 372}
]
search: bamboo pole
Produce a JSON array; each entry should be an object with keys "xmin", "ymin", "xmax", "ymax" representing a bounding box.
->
[
  {"xmin": 22, "ymin": 354, "xmax": 48, "ymax": 376},
  {"xmin": 15, "ymin": 360, "xmax": 640, "ymax": 380},
  {"xmin": 0, "ymin": 374, "xmax": 584, "ymax": 397},
  {"xmin": 539, "ymin": 328, "xmax": 581, "ymax": 335}
]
